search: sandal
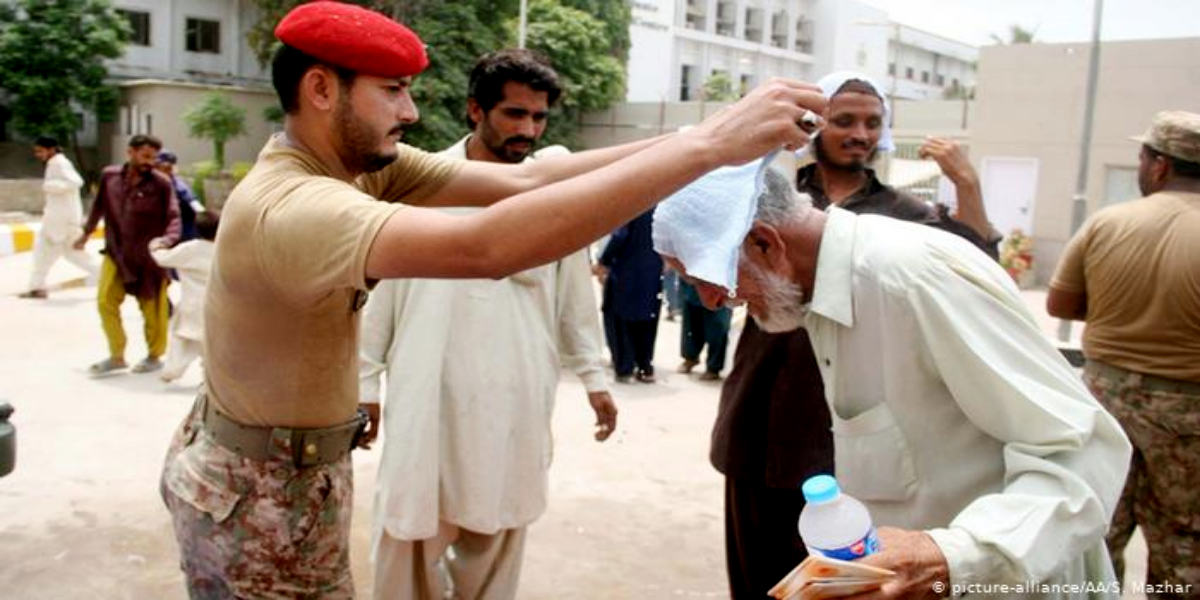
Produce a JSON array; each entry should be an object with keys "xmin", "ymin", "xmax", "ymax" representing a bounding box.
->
[
  {"xmin": 132, "ymin": 357, "xmax": 164, "ymax": 374},
  {"xmin": 89, "ymin": 358, "xmax": 128, "ymax": 377}
]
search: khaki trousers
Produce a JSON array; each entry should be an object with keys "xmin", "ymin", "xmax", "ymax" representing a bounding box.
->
[{"xmin": 373, "ymin": 523, "xmax": 527, "ymax": 600}]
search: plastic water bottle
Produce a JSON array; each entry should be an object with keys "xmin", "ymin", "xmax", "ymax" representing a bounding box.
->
[{"xmin": 797, "ymin": 474, "xmax": 880, "ymax": 560}]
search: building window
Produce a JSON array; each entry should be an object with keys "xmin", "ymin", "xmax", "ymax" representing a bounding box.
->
[
  {"xmin": 685, "ymin": 0, "xmax": 706, "ymax": 31},
  {"xmin": 744, "ymin": 8, "xmax": 762, "ymax": 42},
  {"xmin": 794, "ymin": 17, "xmax": 814, "ymax": 53},
  {"xmin": 921, "ymin": 71, "xmax": 929, "ymax": 84},
  {"xmin": 680, "ymin": 65, "xmax": 694, "ymax": 101},
  {"xmin": 888, "ymin": 63, "xmax": 896, "ymax": 76},
  {"xmin": 740, "ymin": 74, "xmax": 754, "ymax": 96},
  {"xmin": 716, "ymin": 1, "xmax": 735, "ymax": 36},
  {"xmin": 936, "ymin": 74, "xmax": 945, "ymax": 86},
  {"xmin": 770, "ymin": 11, "xmax": 788, "ymax": 49},
  {"xmin": 119, "ymin": 9, "xmax": 151, "ymax": 46},
  {"xmin": 905, "ymin": 67, "xmax": 914, "ymax": 80},
  {"xmin": 186, "ymin": 18, "xmax": 220, "ymax": 54}
]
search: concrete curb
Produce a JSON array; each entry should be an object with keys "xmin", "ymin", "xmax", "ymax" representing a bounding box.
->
[{"xmin": 0, "ymin": 222, "xmax": 38, "ymax": 257}]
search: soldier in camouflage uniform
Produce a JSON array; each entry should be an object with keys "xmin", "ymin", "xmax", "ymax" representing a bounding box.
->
[
  {"xmin": 158, "ymin": 1, "xmax": 828, "ymax": 596},
  {"xmin": 1049, "ymin": 110, "xmax": 1200, "ymax": 593},
  {"xmin": 161, "ymin": 398, "xmax": 354, "ymax": 598}
]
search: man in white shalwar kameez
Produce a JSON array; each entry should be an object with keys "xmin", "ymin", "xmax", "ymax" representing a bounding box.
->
[
  {"xmin": 360, "ymin": 49, "xmax": 618, "ymax": 600},
  {"xmin": 21, "ymin": 137, "xmax": 99, "ymax": 299}
]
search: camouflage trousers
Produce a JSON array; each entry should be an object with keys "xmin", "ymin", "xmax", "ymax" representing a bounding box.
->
[
  {"xmin": 1084, "ymin": 361, "xmax": 1200, "ymax": 595},
  {"xmin": 159, "ymin": 397, "xmax": 355, "ymax": 599}
]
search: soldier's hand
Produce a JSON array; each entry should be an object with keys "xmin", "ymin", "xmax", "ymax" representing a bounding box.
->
[
  {"xmin": 357, "ymin": 402, "xmax": 381, "ymax": 449},
  {"xmin": 690, "ymin": 78, "xmax": 827, "ymax": 162},
  {"xmin": 587, "ymin": 391, "xmax": 618, "ymax": 442}
]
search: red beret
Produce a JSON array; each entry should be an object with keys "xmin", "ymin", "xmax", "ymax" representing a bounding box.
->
[{"xmin": 275, "ymin": 1, "xmax": 429, "ymax": 78}]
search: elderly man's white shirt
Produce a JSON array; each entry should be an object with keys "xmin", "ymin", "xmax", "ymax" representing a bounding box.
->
[
  {"xmin": 40, "ymin": 153, "xmax": 85, "ymax": 243},
  {"xmin": 360, "ymin": 137, "xmax": 607, "ymax": 542},
  {"xmin": 803, "ymin": 208, "xmax": 1130, "ymax": 596}
]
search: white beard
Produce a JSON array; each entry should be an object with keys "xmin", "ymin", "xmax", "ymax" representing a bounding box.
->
[{"xmin": 745, "ymin": 265, "xmax": 807, "ymax": 333}]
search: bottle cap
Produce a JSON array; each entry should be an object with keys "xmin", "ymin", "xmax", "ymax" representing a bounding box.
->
[{"xmin": 801, "ymin": 474, "xmax": 840, "ymax": 504}]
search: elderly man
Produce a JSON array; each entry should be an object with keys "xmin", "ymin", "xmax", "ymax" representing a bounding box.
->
[
  {"xmin": 1048, "ymin": 110, "xmax": 1200, "ymax": 593},
  {"xmin": 654, "ymin": 162, "xmax": 1130, "ymax": 598},
  {"xmin": 359, "ymin": 49, "xmax": 617, "ymax": 600},
  {"xmin": 710, "ymin": 71, "xmax": 999, "ymax": 599},
  {"xmin": 158, "ymin": 2, "xmax": 826, "ymax": 597}
]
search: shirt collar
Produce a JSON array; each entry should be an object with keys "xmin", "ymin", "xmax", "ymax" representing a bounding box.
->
[
  {"xmin": 442, "ymin": 135, "xmax": 471, "ymax": 159},
  {"xmin": 796, "ymin": 163, "xmax": 888, "ymax": 211},
  {"xmin": 808, "ymin": 206, "xmax": 856, "ymax": 327}
]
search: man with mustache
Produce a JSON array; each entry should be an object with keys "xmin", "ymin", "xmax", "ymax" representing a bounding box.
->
[
  {"xmin": 655, "ymin": 164, "xmax": 1130, "ymax": 598},
  {"xmin": 77, "ymin": 134, "xmax": 180, "ymax": 377},
  {"xmin": 709, "ymin": 72, "xmax": 1001, "ymax": 598},
  {"xmin": 359, "ymin": 49, "xmax": 617, "ymax": 600},
  {"xmin": 157, "ymin": 2, "xmax": 827, "ymax": 598}
]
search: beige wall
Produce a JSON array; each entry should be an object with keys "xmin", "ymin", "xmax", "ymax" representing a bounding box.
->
[
  {"xmin": 971, "ymin": 37, "xmax": 1200, "ymax": 283},
  {"xmin": 580, "ymin": 100, "xmax": 733, "ymax": 148},
  {"xmin": 106, "ymin": 80, "xmax": 280, "ymax": 171}
]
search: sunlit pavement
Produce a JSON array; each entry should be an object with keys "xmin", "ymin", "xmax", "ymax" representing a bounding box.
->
[{"xmin": 0, "ymin": 243, "xmax": 1146, "ymax": 599}]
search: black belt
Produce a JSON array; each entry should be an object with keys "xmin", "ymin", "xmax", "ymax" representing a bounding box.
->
[
  {"xmin": 198, "ymin": 394, "xmax": 365, "ymax": 467},
  {"xmin": 1085, "ymin": 360, "xmax": 1200, "ymax": 395}
]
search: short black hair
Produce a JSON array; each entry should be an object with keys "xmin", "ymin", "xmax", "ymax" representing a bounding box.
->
[
  {"xmin": 466, "ymin": 49, "xmax": 562, "ymax": 128},
  {"xmin": 129, "ymin": 134, "xmax": 162, "ymax": 150},
  {"xmin": 1146, "ymin": 145, "xmax": 1200, "ymax": 179},
  {"xmin": 35, "ymin": 136, "xmax": 59, "ymax": 150},
  {"xmin": 195, "ymin": 210, "xmax": 220, "ymax": 241},
  {"xmin": 271, "ymin": 43, "xmax": 357, "ymax": 114}
]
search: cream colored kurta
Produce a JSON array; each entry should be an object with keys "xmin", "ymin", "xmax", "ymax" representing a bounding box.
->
[
  {"xmin": 360, "ymin": 138, "xmax": 608, "ymax": 542},
  {"xmin": 40, "ymin": 153, "xmax": 85, "ymax": 243},
  {"xmin": 803, "ymin": 208, "xmax": 1131, "ymax": 597},
  {"xmin": 150, "ymin": 239, "xmax": 214, "ymax": 341}
]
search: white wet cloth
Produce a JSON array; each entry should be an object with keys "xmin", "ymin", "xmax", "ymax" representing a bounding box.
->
[{"xmin": 651, "ymin": 150, "xmax": 777, "ymax": 293}]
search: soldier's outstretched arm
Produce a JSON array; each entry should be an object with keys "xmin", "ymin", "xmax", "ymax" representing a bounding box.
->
[{"xmin": 365, "ymin": 79, "xmax": 826, "ymax": 280}]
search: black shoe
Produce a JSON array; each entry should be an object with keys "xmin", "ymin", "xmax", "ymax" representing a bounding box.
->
[{"xmin": 636, "ymin": 369, "xmax": 656, "ymax": 384}]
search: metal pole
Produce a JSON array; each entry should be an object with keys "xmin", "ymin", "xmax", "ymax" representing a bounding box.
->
[
  {"xmin": 1057, "ymin": 0, "xmax": 1104, "ymax": 342},
  {"xmin": 518, "ymin": 0, "xmax": 528, "ymax": 49}
]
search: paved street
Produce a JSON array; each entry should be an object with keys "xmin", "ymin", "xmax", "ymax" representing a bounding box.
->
[{"xmin": 0, "ymin": 238, "xmax": 1146, "ymax": 598}]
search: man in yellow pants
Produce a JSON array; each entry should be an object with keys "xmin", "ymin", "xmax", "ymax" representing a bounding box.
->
[{"xmin": 76, "ymin": 134, "xmax": 180, "ymax": 376}]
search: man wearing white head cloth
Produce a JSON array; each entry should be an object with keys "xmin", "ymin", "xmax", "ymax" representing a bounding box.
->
[
  {"xmin": 706, "ymin": 71, "xmax": 1003, "ymax": 599},
  {"xmin": 654, "ymin": 161, "xmax": 1131, "ymax": 598}
]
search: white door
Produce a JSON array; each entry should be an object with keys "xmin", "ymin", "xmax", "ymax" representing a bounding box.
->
[{"xmin": 980, "ymin": 157, "xmax": 1040, "ymax": 237}]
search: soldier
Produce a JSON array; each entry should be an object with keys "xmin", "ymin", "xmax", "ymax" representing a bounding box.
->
[
  {"xmin": 158, "ymin": 2, "xmax": 826, "ymax": 597},
  {"xmin": 1048, "ymin": 110, "xmax": 1200, "ymax": 593}
]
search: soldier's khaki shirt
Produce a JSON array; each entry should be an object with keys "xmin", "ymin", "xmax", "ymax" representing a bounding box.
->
[
  {"xmin": 204, "ymin": 135, "xmax": 460, "ymax": 428},
  {"xmin": 1052, "ymin": 190, "xmax": 1200, "ymax": 383}
]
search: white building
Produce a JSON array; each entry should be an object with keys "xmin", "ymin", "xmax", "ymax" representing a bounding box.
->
[
  {"xmin": 108, "ymin": 0, "xmax": 266, "ymax": 85},
  {"xmin": 102, "ymin": 0, "xmax": 274, "ymax": 169},
  {"xmin": 886, "ymin": 24, "xmax": 977, "ymax": 100},
  {"xmin": 625, "ymin": 0, "xmax": 900, "ymax": 103}
]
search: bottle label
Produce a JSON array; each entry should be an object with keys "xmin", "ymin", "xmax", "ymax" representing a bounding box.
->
[{"xmin": 811, "ymin": 526, "xmax": 880, "ymax": 561}]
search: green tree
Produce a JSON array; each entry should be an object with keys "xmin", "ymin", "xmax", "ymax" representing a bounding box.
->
[
  {"xmin": 182, "ymin": 92, "xmax": 247, "ymax": 168},
  {"xmin": 990, "ymin": 24, "xmax": 1038, "ymax": 45},
  {"xmin": 702, "ymin": 72, "xmax": 739, "ymax": 102},
  {"xmin": 244, "ymin": 0, "xmax": 629, "ymax": 151},
  {"xmin": 516, "ymin": 0, "xmax": 626, "ymax": 147},
  {"xmin": 0, "ymin": 0, "xmax": 129, "ymax": 173}
]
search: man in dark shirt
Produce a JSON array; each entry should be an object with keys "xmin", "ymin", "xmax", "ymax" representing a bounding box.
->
[
  {"xmin": 76, "ymin": 134, "xmax": 181, "ymax": 376},
  {"xmin": 712, "ymin": 73, "xmax": 1000, "ymax": 599}
]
